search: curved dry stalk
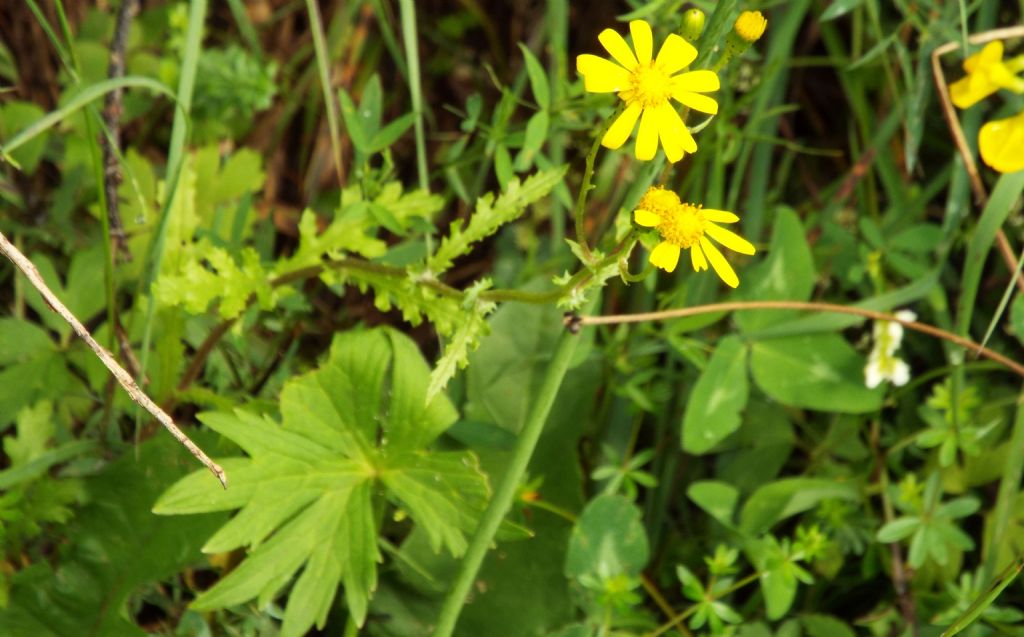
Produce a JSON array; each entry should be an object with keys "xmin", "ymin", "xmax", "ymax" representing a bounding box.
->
[
  {"xmin": 572, "ymin": 300, "xmax": 1024, "ymax": 379},
  {"xmin": 0, "ymin": 230, "xmax": 227, "ymax": 488}
]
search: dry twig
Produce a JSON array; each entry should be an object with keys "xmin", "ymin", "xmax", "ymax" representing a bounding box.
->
[
  {"xmin": 573, "ymin": 300, "xmax": 1024, "ymax": 379},
  {"xmin": 0, "ymin": 230, "xmax": 227, "ymax": 488}
]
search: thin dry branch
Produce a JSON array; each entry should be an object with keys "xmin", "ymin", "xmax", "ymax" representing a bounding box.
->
[
  {"xmin": 101, "ymin": 0, "xmax": 138, "ymax": 259},
  {"xmin": 0, "ymin": 230, "xmax": 227, "ymax": 488},
  {"xmin": 572, "ymin": 300, "xmax": 1024, "ymax": 379}
]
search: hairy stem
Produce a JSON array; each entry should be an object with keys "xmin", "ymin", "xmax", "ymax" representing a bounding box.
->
[{"xmin": 430, "ymin": 298, "xmax": 595, "ymax": 637}]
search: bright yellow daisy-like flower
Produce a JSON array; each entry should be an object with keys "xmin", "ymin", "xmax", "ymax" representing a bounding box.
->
[
  {"xmin": 633, "ymin": 186, "xmax": 755, "ymax": 288},
  {"xmin": 576, "ymin": 20, "xmax": 720, "ymax": 162},
  {"xmin": 949, "ymin": 41, "xmax": 1024, "ymax": 109},
  {"xmin": 979, "ymin": 110, "xmax": 1024, "ymax": 173}
]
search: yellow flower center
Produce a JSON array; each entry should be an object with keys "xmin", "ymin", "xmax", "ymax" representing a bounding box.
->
[
  {"xmin": 638, "ymin": 186, "xmax": 680, "ymax": 216},
  {"xmin": 623, "ymin": 62, "xmax": 673, "ymax": 109},
  {"xmin": 659, "ymin": 203, "xmax": 705, "ymax": 249}
]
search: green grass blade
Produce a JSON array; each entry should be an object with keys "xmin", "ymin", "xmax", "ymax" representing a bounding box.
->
[
  {"xmin": 304, "ymin": 0, "xmax": 345, "ymax": 190},
  {"xmin": 398, "ymin": 0, "xmax": 429, "ymax": 191},
  {"xmin": 942, "ymin": 557, "xmax": 1024, "ymax": 636},
  {"xmin": 135, "ymin": 0, "xmax": 207, "ymax": 399},
  {"xmin": 955, "ymin": 172, "xmax": 1024, "ymax": 338},
  {"xmin": 0, "ymin": 77, "xmax": 174, "ymax": 159}
]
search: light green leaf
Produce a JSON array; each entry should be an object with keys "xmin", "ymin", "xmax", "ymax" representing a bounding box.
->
[
  {"xmin": 739, "ymin": 478, "xmax": 860, "ymax": 536},
  {"xmin": 518, "ymin": 43, "xmax": 550, "ymax": 108},
  {"xmin": 370, "ymin": 113, "xmax": 415, "ymax": 152},
  {"xmin": 749, "ymin": 333, "xmax": 883, "ymax": 413},
  {"xmin": 565, "ymin": 494, "xmax": 649, "ymax": 578},
  {"xmin": 427, "ymin": 299, "xmax": 496, "ymax": 401},
  {"xmin": 682, "ymin": 336, "xmax": 749, "ymax": 454},
  {"xmin": 154, "ymin": 242, "xmax": 274, "ymax": 319},
  {"xmin": 155, "ymin": 329, "xmax": 486, "ymax": 633},
  {"xmin": 0, "ymin": 101, "xmax": 48, "ymax": 173},
  {"xmin": 687, "ymin": 480, "xmax": 739, "ymax": 526},
  {"xmin": 515, "ymin": 110, "xmax": 550, "ymax": 172},
  {"xmin": 876, "ymin": 517, "xmax": 921, "ymax": 543},
  {"xmin": 0, "ymin": 319, "xmax": 54, "ymax": 366},
  {"xmin": 735, "ymin": 208, "xmax": 815, "ymax": 333},
  {"xmin": 429, "ymin": 167, "xmax": 567, "ymax": 274}
]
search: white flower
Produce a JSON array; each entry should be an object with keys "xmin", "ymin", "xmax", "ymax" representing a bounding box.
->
[
  {"xmin": 865, "ymin": 310, "xmax": 916, "ymax": 388},
  {"xmin": 865, "ymin": 352, "xmax": 911, "ymax": 389}
]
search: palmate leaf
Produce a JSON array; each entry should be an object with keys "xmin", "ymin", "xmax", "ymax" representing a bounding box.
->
[{"xmin": 154, "ymin": 328, "xmax": 490, "ymax": 636}]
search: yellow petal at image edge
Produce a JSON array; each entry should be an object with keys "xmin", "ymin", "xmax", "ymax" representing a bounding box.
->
[
  {"xmin": 655, "ymin": 33, "xmax": 697, "ymax": 75},
  {"xmin": 634, "ymin": 209, "xmax": 661, "ymax": 227},
  {"xmin": 650, "ymin": 241, "xmax": 681, "ymax": 272},
  {"xmin": 602, "ymin": 103, "xmax": 642, "ymax": 149},
  {"xmin": 599, "ymin": 28, "xmax": 638, "ymax": 70},
  {"xmin": 635, "ymin": 107, "xmax": 659, "ymax": 161},
  {"xmin": 704, "ymin": 222, "xmax": 756, "ymax": 255},
  {"xmin": 979, "ymin": 115, "xmax": 1024, "ymax": 173},
  {"xmin": 576, "ymin": 55, "xmax": 630, "ymax": 92},
  {"xmin": 629, "ymin": 20, "xmax": 653, "ymax": 65},
  {"xmin": 699, "ymin": 236, "xmax": 739, "ymax": 288}
]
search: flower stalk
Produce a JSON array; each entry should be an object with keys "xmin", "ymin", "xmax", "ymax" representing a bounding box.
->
[{"xmin": 431, "ymin": 296, "xmax": 597, "ymax": 637}]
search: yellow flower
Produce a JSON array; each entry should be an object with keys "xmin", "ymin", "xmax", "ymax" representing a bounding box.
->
[
  {"xmin": 949, "ymin": 41, "xmax": 1024, "ymax": 109},
  {"xmin": 979, "ymin": 110, "xmax": 1024, "ymax": 173},
  {"xmin": 576, "ymin": 20, "xmax": 720, "ymax": 163},
  {"xmin": 633, "ymin": 186, "xmax": 755, "ymax": 287},
  {"xmin": 734, "ymin": 11, "xmax": 767, "ymax": 43}
]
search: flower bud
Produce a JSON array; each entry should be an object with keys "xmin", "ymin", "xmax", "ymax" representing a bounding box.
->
[
  {"xmin": 680, "ymin": 8, "xmax": 706, "ymax": 42},
  {"xmin": 734, "ymin": 10, "xmax": 768, "ymax": 43}
]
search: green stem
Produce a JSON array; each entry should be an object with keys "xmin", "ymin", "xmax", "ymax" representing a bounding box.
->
[
  {"xmin": 399, "ymin": 0, "xmax": 429, "ymax": 191},
  {"xmin": 574, "ymin": 104, "xmax": 622, "ymax": 260},
  {"xmin": 430, "ymin": 298, "xmax": 595, "ymax": 637}
]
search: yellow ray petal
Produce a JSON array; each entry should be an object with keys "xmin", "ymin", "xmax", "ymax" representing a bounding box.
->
[
  {"xmin": 705, "ymin": 222, "xmax": 756, "ymax": 255},
  {"xmin": 979, "ymin": 112, "xmax": 1024, "ymax": 173},
  {"xmin": 629, "ymin": 20, "xmax": 653, "ymax": 65},
  {"xmin": 602, "ymin": 102, "xmax": 642, "ymax": 149},
  {"xmin": 690, "ymin": 242, "xmax": 708, "ymax": 272},
  {"xmin": 634, "ymin": 209, "xmax": 661, "ymax": 227},
  {"xmin": 671, "ymin": 70, "xmax": 720, "ymax": 93},
  {"xmin": 599, "ymin": 28, "xmax": 638, "ymax": 70},
  {"xmin": 673, "ymin": 91, "xmax": 719, "ymax": 115},
  {"xmin": 653, "ymin": 101, "xmax": 695, "ymax": 154},
  {"xmin": 656, "ymin": 103, "xmax": 685, "ymax": 163},
  {"xmin": 655, "ymin": 33, "xmax": 697, "ymax": 74},
  {"xmin": 635, "ymin": 107, "xmax": 659, "ymax": 161},
  {"xmin": 701, "ymin": 209, "xmax": 739, "ymax": 223},
  {"xmin": 964, "ymin": 41, "xmax": 1003, "ymax": 73},
  {"xmin": 699, "ymin": 237, "xmax": 739, "ymax": 287},
  {"xmin": 576, "ymin": 54, "xmax": 630, "ymax": 92},
  {"xmin": 650, "ymin": 241, "xmax": 681, "ymax": 273}
]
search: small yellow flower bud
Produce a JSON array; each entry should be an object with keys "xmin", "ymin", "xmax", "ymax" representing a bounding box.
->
[
  {"xmin": 734, "ymin": 10, "xmax": 768, "ymax": 43},
  {"xmin": 680, "ymin": 8, "xmax": 706, "ymax": 42}
]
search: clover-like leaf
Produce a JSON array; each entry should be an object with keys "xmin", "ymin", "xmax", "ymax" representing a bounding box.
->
[{"xmin": 154, "ymin": 328, "xmax": 489, "ymax": 637}]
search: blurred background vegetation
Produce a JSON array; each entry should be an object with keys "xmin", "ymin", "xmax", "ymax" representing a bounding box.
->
[{"xmin": 2, "ymin": 1, "xmax": 1024, "ymax": 636}]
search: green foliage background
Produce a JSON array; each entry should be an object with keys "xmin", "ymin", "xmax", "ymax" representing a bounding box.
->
[{"xmin": 1, "ymin": 1, "xmax": 1024, "ymax": 636}]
